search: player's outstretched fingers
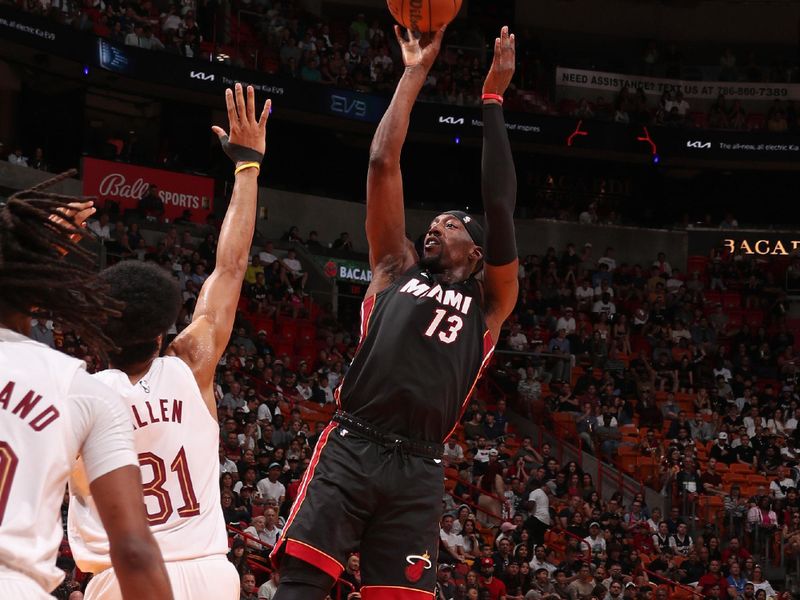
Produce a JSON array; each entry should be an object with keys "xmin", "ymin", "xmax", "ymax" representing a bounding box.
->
[
  {"xmin": 246, "ymin": 85, "xmax": 256, "ymax": 125},
  {"xmin": 224, "ymin": 88, "xmax": 236, "ymax": 129},
  {"xmin": 259, "ymin": 99, "xmax": 272, "ymax": 129},
  {"xmin": 234, "ymin": 82, "xmax": 246, "ymax": 123},
  {"xmin": 394, "ymin": 24, "xmax": 407, "ymax": 44},
  {"xmin": 211, "ymin": 125, "xmax": 228, "ymax": 141}
]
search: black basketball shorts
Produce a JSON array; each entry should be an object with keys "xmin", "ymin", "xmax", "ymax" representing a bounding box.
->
[{"xmin": 270, "ymin": 421, "xmax": 445, "ymax": 600}]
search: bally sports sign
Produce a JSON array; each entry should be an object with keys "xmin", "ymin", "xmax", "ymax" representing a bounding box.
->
[{"xmin": 82, "ymin": 157, "xmax": 214, "ymax": 224}]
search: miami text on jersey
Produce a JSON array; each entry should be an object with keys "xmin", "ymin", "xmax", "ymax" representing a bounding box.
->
[{"xmin": 399, "ymin": 278, "xmax": 474, "ymax": 316}]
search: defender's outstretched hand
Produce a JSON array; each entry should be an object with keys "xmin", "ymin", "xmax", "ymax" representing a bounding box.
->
[
  {"xmin": 212, "ymin": 83, "xmax": 271, "ymax": 163},
  {"xmin": 394, "ymin": 25, "xmax": 446, "ymax": 71},
  {"xmin": 483, "ymin": 26, "xmax": 516, "ymax": 97}
]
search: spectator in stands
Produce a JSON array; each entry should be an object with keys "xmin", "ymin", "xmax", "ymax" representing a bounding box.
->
[
  {"xmin": 137, "ymin": 184, "xmax": 164, "ymax": 219},
  {"xmin": 710, "ymin": 432, "xmax": 737, "ymax": 464},
  {"xmin": 7, "ymin": 147, "xmax": 28, "ymax": 166},
  {"xmin": 524, "ymin": 482, "xmax": 552, "ymax": 546},
  {"xmin": 508, "ymin": 323, "xmax": 529, "ymax": 352},
  {"xmin": 700, "ymin": 458, "xmax": 727, "ymax": 497},
  {"xmin": 747, "ymin": 496, "xmax": 778, "ymax": 533},
  {"xmin": 258, "ymin": 569, "xmax": 280, "ymax": 599},
  {"xmin": 256, "ymin": 462, "xmax": 286, "ymax": 506},
  {"xmin": 478, "ymin": 557, "xmax": 507, "ymax": 599},
  {"xmin": 556, "ymin": 307, "xmax": 576, "ymax": 335},
  {"xmin": 440, "ymin": 514, "xmax": 466, "ymax": 565},
  {"xmin": 29, "ymin": 147, "xmax": 48, "ymax": 170},
  {"xmin": 240, "ymin": 572, "xmax": 258, "ymax": 600},
  {"xmin": 281, "ymin": 248, "xmax": 307, "ymax": 294},
  {"xmin": 227, "ymin": 537, "xmax": 250, "ymax": 577},
  {"xmin": 748, "ymin": 565, "xmax": 777, "ymax": 598},
  {"xmin": 669, "ymin": 521, "xmax": 693, "ymax": 556},
  {"xmin": 332, "ymin": 232, "xmax": 353, "ymax": 251}
]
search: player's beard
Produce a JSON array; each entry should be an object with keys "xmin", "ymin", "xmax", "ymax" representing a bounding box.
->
[{"xmin": 420, "ymin": 252, "xmax": 445, "ymax": 273}]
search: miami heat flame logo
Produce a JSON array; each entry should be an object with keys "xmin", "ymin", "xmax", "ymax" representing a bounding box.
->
[{"xmin": 404, "ymin": 552, "xmax": 432, "ymax": 583}]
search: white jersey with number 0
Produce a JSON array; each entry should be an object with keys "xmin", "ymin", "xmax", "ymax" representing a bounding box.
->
[
  {"xmin": 0, "ymin": 328, "xmax": 137, "ymax": 594},
  {"xmin": 69, "ymin": 355, "xmax": 227, "ymax": 572}
]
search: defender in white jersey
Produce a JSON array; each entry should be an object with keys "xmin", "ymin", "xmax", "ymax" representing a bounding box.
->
[
  {"xmin": 70, "ymin": 356, "xmax": 235, "ymax": 599},
  {"xmin": 69, "ymin": 84, "xmax": 271, "ymax": 600},
  {"xmin": 0, "ymin": 180, "xmax": 172, "ymax": 600}
]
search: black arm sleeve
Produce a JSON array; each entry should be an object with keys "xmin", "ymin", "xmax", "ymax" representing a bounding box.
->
[{"xmin": 481, "ymin": 102, "xmax": 518, "ymax": 266}]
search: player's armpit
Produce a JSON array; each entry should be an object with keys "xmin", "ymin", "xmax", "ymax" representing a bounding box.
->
[
  {"xmin": 90, "ymin": 465, "xmax": 173, "ymax": 600},
  {"xmin": 167, "ymin": 315, "xmax": 220, "ymax": 415},
  {"xmin": 365, "ymin": 239, "xmax": 417, "ymax": 297},
  {"xmin": 483, "ymin": 260, "xmax": 519, "ymax": 342}
]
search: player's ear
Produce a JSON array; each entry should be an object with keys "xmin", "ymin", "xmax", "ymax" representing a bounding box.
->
[{"xmin": 470, "ymin": 245, "xmax": 484, "ymax": 263}]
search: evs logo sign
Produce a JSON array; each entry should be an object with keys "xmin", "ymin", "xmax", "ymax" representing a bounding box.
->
[
  {"xmin": 686, "ymin": 140, "xmax": 712, "ymax": 149},
  {"xmin": 189, "ymin": 70, "xmax": 215, "ymax": 82},
  {"xmin": 439, "ymin": 116, "xmax": 465, "ymax": 125},
  {"xmin": 330, "ymin": 94, "xmax": 367, "ymax": 118}
]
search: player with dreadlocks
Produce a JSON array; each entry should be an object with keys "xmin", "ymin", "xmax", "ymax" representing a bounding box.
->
[{"xmin": 0, "ymin": 173, "xmax": 173, "ymax": 600}]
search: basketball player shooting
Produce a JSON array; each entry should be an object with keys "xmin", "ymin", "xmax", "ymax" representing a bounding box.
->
[
  {"xmin": 0, "ymin": 175, "xmax": 173, "ymax": 600},
  {"xmin": 68, "ymin": 84, "xmax": 269, "ymax": 600},
  {"xmin": 270, "ymin": 26, "xmax": 519, "ymax": 600}
]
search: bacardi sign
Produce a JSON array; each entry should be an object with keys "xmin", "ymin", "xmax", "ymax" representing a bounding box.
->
[
  {"xmin": 723, "ymin": 238, "xmax": 800, "ymax": 256},
  {"xmin": 83, "ymin": 157, "xmax": 214, "ymax": 223}
]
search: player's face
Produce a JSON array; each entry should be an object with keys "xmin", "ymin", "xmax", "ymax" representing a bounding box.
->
[{"xmin": 421, "ymin": 214, "xmax": 478, "ymax": 274}]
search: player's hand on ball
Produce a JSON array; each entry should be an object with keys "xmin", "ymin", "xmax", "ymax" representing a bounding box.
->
[
  {"xmin": 212, "ymin": 83, "xmax": 271, "ymax": 160},
  {"xmin": 483, "ymin": 26, "xmax": 516, "ymax": 97},
  {"xmin": 394, "ymin": 25, "xmax": 445, "ymax": 71}
]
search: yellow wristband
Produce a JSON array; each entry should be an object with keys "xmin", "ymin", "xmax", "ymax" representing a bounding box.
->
[{"xmin": 234, "ymin": 162, "xmax": 261, "ymax": 175}]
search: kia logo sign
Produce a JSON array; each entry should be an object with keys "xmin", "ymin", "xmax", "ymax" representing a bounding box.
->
[
  {"xmin": 439, "ymin": 116, "xmax": 465, "ymax": 125},
  {"xmin": 190, "ymin": 70, "xmax": 215, "ymax": 82},
  {"xmin": 99, "ymin": 173, "xmax": 150, "ymax": 199},
  {"xmin": 686, "ymin": 140, "xmax": 712, "ymax": 149}
]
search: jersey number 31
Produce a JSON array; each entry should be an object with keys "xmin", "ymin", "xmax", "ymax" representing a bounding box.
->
[{"xmin": 139, "ymin": 447, "xmax": 200, "ymax": 525}]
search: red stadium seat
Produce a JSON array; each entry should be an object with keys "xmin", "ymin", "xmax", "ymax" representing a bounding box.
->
[
  {"xmin": 743, "ymin": 310, "xmax": 764, "ymax": 328},
  {"xmin": 689, "ymin": 112, "xmax": 708, "ymax": 128},
  {"xmin": 704, "ymin": 291, "xmax": 722, "ymax": 306},
  {"xmin": 722, "ymin": 292, "xmax": 741, "ymax": 309},
  {"xmin": 687, "ymin": 255, "xmax": 709, "ymax": 277},
  {"xmin": 746, "ymin": 113, "xmax": 765, "ymax": 130}
]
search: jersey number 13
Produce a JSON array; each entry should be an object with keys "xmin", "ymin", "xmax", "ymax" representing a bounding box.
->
[{"xmin": 424, "ymin": 309, "xmax": 464, "ymax": 344}]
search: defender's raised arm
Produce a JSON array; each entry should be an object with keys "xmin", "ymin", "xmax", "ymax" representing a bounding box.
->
[{"xmin": 169, "ymin": 83, "xmax": 270, "ymax": 414}]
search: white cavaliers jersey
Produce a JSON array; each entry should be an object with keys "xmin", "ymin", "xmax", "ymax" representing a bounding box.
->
[
  {"xmin": 0, "ymin": 328, "xmax": 136, "ymax": 593},
  {"xmin": 69, "ymin": 356, "xmax": 227, "ymax": 572}
]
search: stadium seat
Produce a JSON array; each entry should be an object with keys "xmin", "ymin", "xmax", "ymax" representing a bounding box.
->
[
  {"xmin": 687, "ymin": 256, "xmax": 709, "ymax": 276},
  {"xmin": 722, "ymin": 292, "xmax": 741, "ymax": 309}
]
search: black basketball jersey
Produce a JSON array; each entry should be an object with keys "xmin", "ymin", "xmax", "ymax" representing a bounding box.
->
[{"xmin": 336, "ymin": 264, "xmax": 494, "ymax": 443}]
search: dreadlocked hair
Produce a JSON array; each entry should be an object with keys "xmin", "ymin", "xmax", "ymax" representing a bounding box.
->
[{"xmin": 0, "ymin": 170, "xmax": 122, "ymax": 354}]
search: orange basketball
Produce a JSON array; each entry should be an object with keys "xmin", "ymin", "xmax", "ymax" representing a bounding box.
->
[{"xmin": 387, "ymin": 0, "xmax": 462, "ymax": 33}]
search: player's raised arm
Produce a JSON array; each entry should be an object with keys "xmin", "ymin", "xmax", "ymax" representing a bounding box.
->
[
  {"xmin": 169, "ymin": 83, "xmax": 270, "ymax": 413},
  {"xmin": 480, "ymin": 26, "xmax": 520, "ymax": 342},
  {"xmin": 366, "ymin": 26, "xmax": 445, "ymax": 279}
]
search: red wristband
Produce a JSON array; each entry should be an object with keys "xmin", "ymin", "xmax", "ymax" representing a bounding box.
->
[{"xmin": 482, "ymin": 93, "xmax": 504, "ymax": 104}]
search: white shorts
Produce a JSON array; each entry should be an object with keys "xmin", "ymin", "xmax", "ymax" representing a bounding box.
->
[
  {"xmin": 0, "ymin": 575, "xmax": 53, "ymax": 600},
  {"xmin": 85, "ymin": 555, "xmax": 240, "ymax": 600}
]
